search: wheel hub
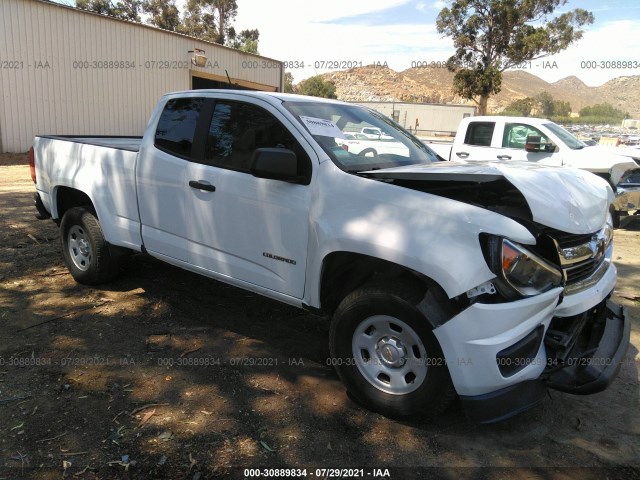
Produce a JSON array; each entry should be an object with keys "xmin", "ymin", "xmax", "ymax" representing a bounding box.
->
[
  {"xmin": 376, "ymin": 336, "xmax": 407, "ymax": 367},
  {"xmin": 352, "ymin": 315, "xmax": 428, "ymax": 395},
  {"xmin": 68, "ymin": 225, "xmax": 92, "ymax": 271},
  {"xmin": 78, "ymin": 238, "xmax": 90, "ymax": 256}
]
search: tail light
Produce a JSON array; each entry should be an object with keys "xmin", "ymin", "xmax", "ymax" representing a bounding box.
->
[{"xmin": 29, "ymin": 147, "xmax": 36, "ymax": 183}]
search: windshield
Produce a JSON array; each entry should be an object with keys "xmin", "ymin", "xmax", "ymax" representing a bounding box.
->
[
  {"xmin": 284, "ymin": 101, "xmax": 439, "ymax": 172},
  {"xmin": 544, "ymin": 122, "xmax": 587, "ymax": 150}
]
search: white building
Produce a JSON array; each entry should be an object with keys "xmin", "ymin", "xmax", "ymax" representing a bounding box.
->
[
  {"xmin": 0, "ymin": 0, "xmax": 283, "ymax": 152},
  {"xmin": 354, "ymin": 101, "xmax": 476, "ymax": 136}
]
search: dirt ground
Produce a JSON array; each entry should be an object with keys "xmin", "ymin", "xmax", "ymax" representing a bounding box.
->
[{"xmin": 0, "ymin": 153, "xmax": 639, "ymax": 479}]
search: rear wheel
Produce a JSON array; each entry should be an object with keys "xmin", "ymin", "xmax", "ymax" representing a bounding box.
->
[
  {"xmin": 329, "ymin": 283, "xmax": 455, "ymax": 418},
  {"xmin": 60, "ymin": 207, "xmax": 120, "ymax": 285}
]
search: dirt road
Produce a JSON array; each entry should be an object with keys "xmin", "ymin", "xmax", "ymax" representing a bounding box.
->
[{"xmin": 1, "ymin": 156, "xmax": 639, "ymax": 479}]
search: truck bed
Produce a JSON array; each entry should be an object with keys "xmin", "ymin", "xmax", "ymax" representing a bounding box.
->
[
  {"xmin": 37, "ymin": 135, "xmax": 142, "ymax": 152},
  {"xmin": 33, "ymin": 135, "xmax": 143, "ymax": 251}
]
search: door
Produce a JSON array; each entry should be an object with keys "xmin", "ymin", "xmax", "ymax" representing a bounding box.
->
[
  {"xmin": 136, "ymin": 96, "xmax": 207, "ymax": 262},
  {"xmin": 451, "ymin": 121, "xmax": 498, "ymax": 161},
  {"xmin": 494, "ymin": 122, "xmax": 561, "ymax": 166},
  {"xmin": 183, "ymin": 98, "xmax": 313, "ymax": 298}
]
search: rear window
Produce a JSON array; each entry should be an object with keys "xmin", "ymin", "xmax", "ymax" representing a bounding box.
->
[
  {"xmin": 464, "ymin": 122, "xmax": 495, "ymax": 147},
  {"xmin": 155, "ymin": 97, "xmax": 205, "ymax": 158}
]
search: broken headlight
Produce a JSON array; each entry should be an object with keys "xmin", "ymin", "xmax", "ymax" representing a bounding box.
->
[{"xmin": 483, "ymin": 236, "xmax": 563, "ymax": 299}]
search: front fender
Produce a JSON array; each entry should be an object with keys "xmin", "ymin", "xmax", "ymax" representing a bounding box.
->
[{"xmin": 304, "ymin": 163, "xmax": 536, "ymax": 307}]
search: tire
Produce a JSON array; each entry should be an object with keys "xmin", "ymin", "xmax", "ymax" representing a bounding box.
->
[
  {"xmin": 60, "ymin": 207, "xmax": 120, "ymax": 285},
  {"xmin": 610, "ymin": 205, "xmax": 621, "ymax": 229},
  {"xmin": 329, "ymin": 282, "xmax": 456, "ymax": 418},
  {"xmin": 358, "ymin": 148, "xmax": 378, "ymax": 157}
]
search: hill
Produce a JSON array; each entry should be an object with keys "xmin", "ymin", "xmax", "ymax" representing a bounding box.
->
[{"xmin": 320, "ymin": 66, "xmax": 640, "ymax": 118}]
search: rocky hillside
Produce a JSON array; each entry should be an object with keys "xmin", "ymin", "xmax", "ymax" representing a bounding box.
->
[{"xmin": 320, "ymin": 66, "xmax": 640, "ymax": 117}]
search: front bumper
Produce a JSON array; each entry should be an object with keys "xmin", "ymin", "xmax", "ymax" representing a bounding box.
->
[
  {"xmin": 434, "ymin": 262, "xmax": 629, "ymax": 423},
  {"xmin": 544, "ymin": 300, "xmax": 630, "ymax": 394},
  {"xmin": 458, "ymin": 300, "xmax": 629, "ymax": 423}
]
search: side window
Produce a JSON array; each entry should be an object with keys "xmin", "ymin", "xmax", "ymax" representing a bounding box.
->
[
  {"xmin": 154, "ymin": 98, "xmax": 205, "ymax": 158},
  {"xmin": 464, "ymin": 122, "xmax": 495, "ymax": 146},
  {"xmin": 502, "ymin": 123, "xmax": 549, "ymax": 149},
  {"xmin": 205, "ymin": 101, "xmax": 311, "ymax": 178}
]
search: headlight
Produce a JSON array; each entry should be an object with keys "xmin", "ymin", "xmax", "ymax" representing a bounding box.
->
[
  {"xmin": 604, "ymin": 213, "xmax": 614, "ymax": 246},
  {"xmin": 483, "ymin": 236, "xmax": 563, "ymax": 299}
]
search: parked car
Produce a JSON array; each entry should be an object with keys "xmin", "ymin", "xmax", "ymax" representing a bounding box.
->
[
  {"xmin": 335, "ymin": 136, "xmax": 409, "ymax": 157},
  {"xmin": 360, "ymin": 126, "xmax": 393, "ymax": 140},
  {"xmin": 31, "ymin": 91, "xmax": 629, "ymax": 423}
]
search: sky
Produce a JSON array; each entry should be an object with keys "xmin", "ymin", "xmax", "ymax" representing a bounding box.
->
[{"xmin": 54, "ymin": 0, "xmax": 640, "ymax": 87}]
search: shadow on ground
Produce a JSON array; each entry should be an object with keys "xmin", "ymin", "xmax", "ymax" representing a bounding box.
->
[{"xmin": 1, "ymin": 164, "xmax": 639, "ymax": 479}]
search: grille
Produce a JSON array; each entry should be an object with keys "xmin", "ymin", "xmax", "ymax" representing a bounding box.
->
[
  {"xmin": 550, "ymin": 232, "xmax": 593, "ymax": 248},
  {"xmin": 547, "ymin": 230, "xmax": 607, "ymax": 287},
  {"xmin": 564, "ymin": 256, "xmax": 604, "ymax": 284}
]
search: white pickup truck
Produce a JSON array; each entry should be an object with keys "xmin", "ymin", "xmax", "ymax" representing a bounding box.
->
[
  {"xmin": 31, "ymin": 91, "xmax": 629, "ymax": 423},
  {"xmin": 426, "ymin": 116, "xmax": 640, "ymax": 226}
]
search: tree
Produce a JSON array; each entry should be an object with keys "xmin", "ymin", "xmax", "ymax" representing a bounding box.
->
[
  {"xmin": 76, "ymin": 0, "xmax": 142, "ymax": 22},
  {"xmin": 77, "ymin": 0, "xmax": 259, "ymax": 48},
  {"xmin": 76, "ymin": 0, "xmax": 114, "ymax": 16},
  {"xmin": 296, "ymin": 75, "xmax": 337, "ymax": 99},
  {"xmin": 284, "ymin": 72, "xmax": 294, "ymax": 93},
  {"xmin": 142, "ymin": 0, "xmax": 180, "ymax": 31},
  {"xmin": 536, "ymin": 92, "xmax": 555, "ymax": 117},
  {"xmin": 502, "ymin": 97, "xmax": 535, "ymax": 117},
  {"xmin": 116, "ymin": 0, "xmax": 142, "ymax": 21},
  {"xmin": 180, "ymin": 0, "xmax": 237, "ymax": 44},
  {"xmin": 437, "ymin": 1, "xmax": 594, "ymax": 115},
  {"xmin": 579, "ymin": 103, "xmax": 629, "ymax": 120},
  {"xmin": 226, "ymin": 28, "xmax": 259, "ymax": 54},
  {"xmin": 552, "ymin": 99, "xmax": 571, "ymax": 117}
]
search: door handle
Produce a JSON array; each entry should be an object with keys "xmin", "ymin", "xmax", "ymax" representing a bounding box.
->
[
  {"xmin": 497, "ymin": 155, "xmax": 512, "ymax": 160},
  {"xmin": 456, "ymin": 152, "xmax": 469, "ymax": 158},
  {"xmin": 189, "ymin": 180, "xmax": 216, "ymax": 192}
]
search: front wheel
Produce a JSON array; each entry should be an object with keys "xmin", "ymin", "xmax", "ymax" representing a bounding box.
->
[
  {"xmin": 60, "ymin": 207, "xmax": 120, "ymax": 285},
  {"xmin": 329, "ymin": 283, "xmax": 455, "ymax": 418}
]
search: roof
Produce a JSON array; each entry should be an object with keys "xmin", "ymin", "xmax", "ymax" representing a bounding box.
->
[
  {"xmin": 355, "ymin": 101, "xmax": 477, "ymax": 109},
  {"xmin": 470, "ymin": 116, "xmax": 553, "ymax": 123},
  {"xmin": 164, "ymin": 89, "xmax": 350, "ymax": 105},
  {"xmin": 33, "ymin": 0, "xmax": 281, "ymax": 63}
]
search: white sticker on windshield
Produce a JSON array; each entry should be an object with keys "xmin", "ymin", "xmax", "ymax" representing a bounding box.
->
[{"xmin": 299, "ymin": 116, "xmax": 345, "ymax": 138}]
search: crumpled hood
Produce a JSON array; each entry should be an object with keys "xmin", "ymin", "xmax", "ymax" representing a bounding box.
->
[{"xmin": 363, "ymin": 161, "xmax": 613, "ymax": 234}]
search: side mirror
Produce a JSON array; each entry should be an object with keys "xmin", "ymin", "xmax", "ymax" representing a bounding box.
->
[
  {"xmin": 250, "ymin": 148, "xmax": 302, "ymax": 183},
  {"xmin": 525, "ymin": 135, "xmax": 556, "ymax": 153},
  {"xmin": 525, "ymin": 135, "xmax": 544, "ymax": 152}
]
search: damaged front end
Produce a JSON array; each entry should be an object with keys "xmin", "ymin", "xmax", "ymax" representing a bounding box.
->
[
  {"xmin": 455, "ymin": 222, "xmax": 630, "ymax": 422},
  {"xmin": 544, "ymin": 299, "xmax": 630, "ymax": 394},
  {"xmin": 362, "ymin": 161, "xmax": 630, "ymax": 422}
]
